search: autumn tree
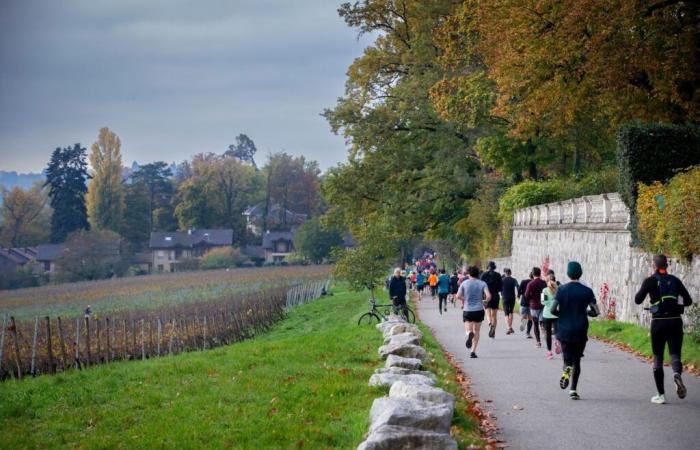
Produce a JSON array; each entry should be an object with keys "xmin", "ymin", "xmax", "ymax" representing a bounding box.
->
[
  {"xmin": 132, "ymin": 161, "xmax": 173, "ymax": 231},
  {"xmin": 87, "ymin": 127, "xmax": 125, "ymax": 232},
  {"xmin": 225, "ymin": 133, "xmax": 258, "ymax": 168},
  {"xmin": 44, "ymin": 144, "xmax": 90, "ymax": 242},
  {"xmin": 264, "ymin": 152, "xmax": 321, "ymax": 224},
  {"xmin": 294, "ymin": 218, "xmax": 343, "ymax": 264},
  {"xmin": 0, "ymin": 183, "xmax": 50, "ymax": 247}
]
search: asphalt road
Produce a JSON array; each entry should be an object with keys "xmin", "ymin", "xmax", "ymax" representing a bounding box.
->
[{"xmin": 415, "ymin": 295, "xmax": 700, "ymax": 450}]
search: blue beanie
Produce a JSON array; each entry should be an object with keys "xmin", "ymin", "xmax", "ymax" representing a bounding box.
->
[{"xmin": 567, "ymin": 261, "xmax": 583, "ymax": 280}]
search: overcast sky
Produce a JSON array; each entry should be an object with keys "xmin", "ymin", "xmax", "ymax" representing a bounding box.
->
[{"xmin": 0, "ymin": 0, "xmax": 371, "ymax": 173}]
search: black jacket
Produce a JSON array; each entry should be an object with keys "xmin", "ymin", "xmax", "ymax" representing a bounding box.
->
[{"xmin": 389, "ymin": 276, "xmax": 407, "ymax": 302}]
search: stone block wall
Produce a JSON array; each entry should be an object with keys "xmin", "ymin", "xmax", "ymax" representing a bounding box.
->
[{"xmin": 505, "ymin": 193, "xmax": 699, "ymax": 326}]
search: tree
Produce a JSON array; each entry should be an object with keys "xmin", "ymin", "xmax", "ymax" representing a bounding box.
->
[
  {"xmin": 0, "ymin": 183, "xmax": 50, "ymax": 247},
  {"xmin": 174, "ymin": 177, "xmax": 214, "ymax": 229},
  {"xmin": 225, "ymin": 133, "xmax": 258, "ymax": 168},
  {"xmin": 264, "ymin": 152, "xmax": 322, "ymax": 222},
  {"xmin": 44, "ymin": 143, "xmax": 90, "ymax": 242},
  {"xmin": 55, "ymin": 229, "xmax": 126, "ymax": 282},
  {"xmin": 132, "ymin": 161, "xmax": 173, "ymax": 231},
  {"xmin": 294, "ymin": 218, "xmax": 343, "ymax": 264},
  {"xmin": 121, "ymin": 181, "xmax": 150, "ymax": 253},
  {"xmin": 87, "ymin": 127, "xmax": 125, "ymax": 232}
]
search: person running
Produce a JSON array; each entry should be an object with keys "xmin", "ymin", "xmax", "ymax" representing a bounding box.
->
[
  {"xmin": 551, "ymin": 261, "xmax": 599, "ymax": 400},
  {"xmin": 428, "ymin": 270, "xmax": 439, "ymax": 299},
  {"xmin": 449, "ymin": 271, "xmax": 460, "ymax": 307},
  {"xmin": 542, "ymin": 274, "xmax": 560, "ymax": 359},
  {"xmin": 501, "ymin": 268, "xmax": 518, "ymax": 335},
  {"xmin": 519, "ymin": 272, "xmax": 533, "ymax": 337},
  {"xmin": 437, "ymin": 269, "xmax": 450, "ymax": 314},
  {"xmin": 481, "ymin": 261, "xmax": 503, "ymax": 338},
  {"xmin": 388, "ymin": 268, "xmax": 408, "ymax": 320},
  {"xmin": 634, "ymin": 254, "xmax": 694, "ymax": 404},
  {"xmin": 410, "ymin": 271, "xmax": 417, "ymax": 291},
  {"xmin": 416, "ymin": 270, "xmax": 426, "ymax": 297},
  {"xmin": 525, "ymin": 267, "xmax": 546, "ymax": 347},
  {"xmin": 458, "ymin": 266, "xmax": 491, "ymax": 359}
]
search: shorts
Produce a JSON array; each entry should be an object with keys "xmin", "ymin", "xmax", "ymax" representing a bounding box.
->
[
  {"xmin": 438, "ymin": 292, "xmax": 448, "ymax": 301},
  {"xmin": 520, "ymin": 306, "xmax": 531, "ymax": 317},
  {"xmin": 430, "ymin": 285, "xmax": 437, "ymax": 295},
  {"xmin": 450, "ymin": 286, "xmax": 458, "ymax": 295},
  {"xmin": 463, "ymin": 310, "xmax": 485, "ymax": 323},
  {"xmin": 503, "ymin": 300, "xmax": 515, "ymax": 315},
  {"xmin": 485, "ymin": 298, "xmax": 500, "ymax": 310},
  {"xmin": 530, "ymin": 308, "xmax": 543, "ymax": 321},
  {"xmin": 560, "ymin": 340, "xmax": 587, "ymax": 359},
  {"xmin": 417, "ymin": 284, "xmax": 424, "ymax": 292}
]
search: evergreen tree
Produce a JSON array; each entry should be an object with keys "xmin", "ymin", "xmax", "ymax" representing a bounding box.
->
[
  {"xmin": 44, "ymin": 144, "xmax": 90, "ymax": 242},
  {"xmin": 121, "ymin": 181, "xmax": 151, "ymax": 253},
  {"xmin": 132, "ymin": 161, "xmax": 173, "ymax": 231}
]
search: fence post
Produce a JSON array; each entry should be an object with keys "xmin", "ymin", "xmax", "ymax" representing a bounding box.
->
[
  {"xmin": 85, "ymin": 316, "xmax": 91, "ymax": 367},
  {"xmin": 148, "ymin": 319, "xmax": 154, "ymax": 358},
  {"xmin": 45, "ymin": 317, "xmax": 55, "ymax": 374},
  {"xmin": 74, "ymin": 317, "xmax": 81, "ymax": 370},
  {"xmin": 56, "ymin": 316, "xmax": 68, "ymax": 371},
  {"xmin": 122, "ymin": 320, "xmax": 128, "ymax": 360},
  {"xmin": 30, "ymin": 316, "xmax": 39, "ymax": 376},
  {"xmin": 203, "ymin": 316, "xmax": 208, "ymax": 350},
  {"xmin": 131, "ymin": 319, "xmax": 136, "ymax": 357},
  {"xmin": 141, "ymin": 319, "xmax": 145, "ymax": 360},
  {"xmin": 168, "ymin": 319, "xmax": 175, "ymax": 355},
  {"xmin": 96, "ymin": 317, "xmax": 102, "ymax": 363},
  {"xmin": 0, "ymin": 314, "xmax": 6, "ymax": 376},
  {"xmin": 157, "ymin": 318, "xmax": 162, "ymax": 357},
  {"xmin": 10, "ymin": 316, "xmax": 22, "ymax": 379}
]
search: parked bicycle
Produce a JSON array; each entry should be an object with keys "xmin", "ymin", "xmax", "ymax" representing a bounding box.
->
[{"xmin": 358, "ymin": 296, "xmax": 415, "ymax": 325}]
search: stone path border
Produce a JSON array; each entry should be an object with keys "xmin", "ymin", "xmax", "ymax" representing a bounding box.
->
[{"xmin": 357, "ymin": 315, "xmax": 458, "ymax": 450}]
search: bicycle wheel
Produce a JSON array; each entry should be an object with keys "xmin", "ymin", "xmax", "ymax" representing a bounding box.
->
[
  {"xmin": 399, "ymin": 307, "xmax": 415, "ymax": 323},
  {"xmin": 358, "ymin": 312, "xmax": 381, "ymax": 325}
]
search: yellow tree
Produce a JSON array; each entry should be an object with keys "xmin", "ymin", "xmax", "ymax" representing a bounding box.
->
[
  {"xmin": 87, "ymin": 127, "xmax": 125, "ymax": 232},
  {"xmin": 0, "ymin": 184, "xmax": 50, "ymax": 247}
]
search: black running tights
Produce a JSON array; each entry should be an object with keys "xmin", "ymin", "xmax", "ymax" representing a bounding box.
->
[
  {"xmin": 561, "ymin": 340, "xmax": 586, "ymax": 391},
  {"xmin": 544, "ymin": 318, "xmax": 558, "ymax": 351},
  {"xmin": 651, "ymin": 318, "xmax": 684, "ymax": 395}
]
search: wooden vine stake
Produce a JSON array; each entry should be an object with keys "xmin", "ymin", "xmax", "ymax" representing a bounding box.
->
[{"xmin": 45, "ymin": 316, "xmax": 55, "ymax": 374}]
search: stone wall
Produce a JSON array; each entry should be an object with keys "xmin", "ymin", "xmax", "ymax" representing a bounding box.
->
[{"xmin": 504, "ymin": 193, "xmax": 699, "ymax": 326}]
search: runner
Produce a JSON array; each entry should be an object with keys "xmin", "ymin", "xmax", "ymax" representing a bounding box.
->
[
  {"xmin": 519, "ymin": 272, "xmax": 533, "ymax": 337},
  {"xmin": 501, "ymin": 268, "xmax": 518, "ymax": 335},
  {"xmin": 416, "ymin": 270, "xmax": 426, "ymax": 297},
  {"xmin": 524, "ymin": 267, "xmax": 546, "ymax": 348},
  {"xmin": 437, "ymin": 269, "xmax": 450, "ymax": 314},
  {"xmin": 634, "ymin": 254, "xmax": 694, "ymax": 404},
  {"xmin": 550, "ymin": 261, "xmax": 599, "ymax": 400},
  {"xmin": 388, "ymin": 268, "xmax": 408, "ymax": 319},
  {"xmin": 428, "ymin": 269, "xmax": 439, "ymax": 299},
  {"xmin": 542, "ymin": 273, "xmax": 560, "ymax": 359},
  {"xmin": 449, "ymin": 271, "xmax": 460, "ymax": 307},
  {"xmin": 457, "ymin": 266, "xmax": 491, "ymax": 359},
  {"xmin": 481, "ymin": 261, "xmax": 503, "ymax": 338},
  {"xmin": 410, "ymin": 270, "xmax": 417, "ymax": 291}
]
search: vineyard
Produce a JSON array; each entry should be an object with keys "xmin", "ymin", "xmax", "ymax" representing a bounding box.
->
[{"xmin": 0, "ymin": 266, "xmax": 331, "ymax": 380}]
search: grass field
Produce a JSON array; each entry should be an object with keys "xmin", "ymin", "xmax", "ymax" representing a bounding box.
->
[
  {"xmin": 0, "ymin": 284, "xmax": 482, "ymax": 449},
  {"xmin": 589, "ymin": 319, "xmax": 700, "ymax": 370}
]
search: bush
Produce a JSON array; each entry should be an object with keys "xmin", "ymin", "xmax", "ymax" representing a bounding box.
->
[
  {"xmin": 637, "ymin": 166, "xmax": 700, "ymax": 259},
  {"xmin": 0, "ymin": 266, "xmax": 40, "ymax": 290},
  {"xmin": 178, "ymin": 257, "xmax": 201, "ymax": 272},
  {"xmin": 200, "ymin": 247, "xmax": 246, "ymax": 270},
  {"xmin": 616, "ymin": 123, "xmax": 700, "ymax": 241}
]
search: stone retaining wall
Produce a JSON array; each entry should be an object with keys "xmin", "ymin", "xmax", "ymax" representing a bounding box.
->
[{"xmin": 501, "ymin": 193, "xmax": 699, "ymax": 326}]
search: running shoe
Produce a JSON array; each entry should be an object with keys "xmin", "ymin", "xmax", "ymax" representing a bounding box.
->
[
  {"xmin": 526, "ymin": 334, "xmax": 533, "ymax": 339},
  {"xmin": 519, "ymin": 318, "xmax": 526, "ymax": 332},
  {"xmin": 535, "ymin": 341, "xmax": 542, "ymax": 348},
  {"xmin": 466, "ymin": 332, "xmax": 474, "ymax": 349},
  {"xmin": 470, "ymin": 352, "xmax": 478, "ymax": 359},
  {"xmin": 509, "ymin": 328, "xmax": 515, "ymax": 334},
  {"xmin": 546, "ymin": 351, "xmax": 553, "ymax": 360},
  {"xmin": 560, "ymin": 366, "xmax": 572, "ymax": 389},
  {"xmin": 489, "ymin": 325, "xmax": 495, "ymax": 339},
  {"xmin": 650, "ymin": 394, "xmax": 666, "ymax": 404},
  {"xmin": 569, "ymin": 391, "xmax": 580, "ymax": 400},
  {"xmin": 554, "ymin": 340, "xmax": 561, "ymax": 355},
  {"xmin": 674, "ymin": 373, "xmax": 687, "ymax": 399}
]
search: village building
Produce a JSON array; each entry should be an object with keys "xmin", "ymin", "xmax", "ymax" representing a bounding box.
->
[{"xmin": 149, "ymin": 229, "xmax": 233, "ymax": 273}]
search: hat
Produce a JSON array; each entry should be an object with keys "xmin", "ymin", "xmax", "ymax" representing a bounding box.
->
[{"xmin": 567, "ymin": 261, "xmax": 583, "ymax": 280}]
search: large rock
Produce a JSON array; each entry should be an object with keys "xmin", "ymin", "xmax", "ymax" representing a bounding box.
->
[
  {"xmin": 378, "ymin": 343, "xmax": 428, "ymax": 362},
  {"xmin": 368, "ymin": 372, "xmax": 436, "ymax": 388},
  {"xmin": 374, "ymin": 367, "xmax": 436, "ymax": 380},
  {"xmin": 383, "ymin": 331, "xmax": 421, "ymax": 346},
  {"xmin": 389, "ymin": 380, "xmax": 455, "ymax": 406},
  {"xmin": 376, "ymin": 318, "xmax": 407, "ymax": 334},
  {"xmin": 369, "ymin": 397, "xmax": 453, "ymax": 434},
  {"xmin": 385, "ymin": 354, "xmax": 422, "ymax": 370},
  {"xmin": 383, "ymin": 323, "xmax": 422, "ymax": 339},
  {"xmin": 357, "ymin": 425, "xmax": 458, "ymax": 450}
]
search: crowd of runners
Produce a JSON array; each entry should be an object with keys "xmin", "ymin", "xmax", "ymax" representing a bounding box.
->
[{"xmin": 390, "ymin": 253, "xmax": 693, "ymax": 404}]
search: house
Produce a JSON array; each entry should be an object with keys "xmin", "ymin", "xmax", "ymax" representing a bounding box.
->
[
  {"xmin": 149, "ymin": 229, "xmax": 233, "ymax": 273},
  {"xmin": 131, "ymin": 252, "xmax": 153, "ymax": 274},
  {"xmin": 0, "ymin": 246, "xmax": 36, "ymax": 276},
  {"xmin": 35, "ymin": 244, "xmax": 65, "ymax": 274},
  {"xmin": 262, "ymin": 230, "xmax": 296, "ymax": 263},
  {"xmin": 243, "ymin": 203, "xmax": 307, "ymax": 237}
]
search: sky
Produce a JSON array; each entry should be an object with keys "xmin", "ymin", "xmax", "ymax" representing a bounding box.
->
[{"xmin": 0, "ymin": 0, "xmax": 372, "ymax": 174}]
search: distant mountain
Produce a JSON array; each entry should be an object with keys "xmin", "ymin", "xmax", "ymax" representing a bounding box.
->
[{"xmin": 0, "ymin": 171, "xmax": 45, "ymax": 191}]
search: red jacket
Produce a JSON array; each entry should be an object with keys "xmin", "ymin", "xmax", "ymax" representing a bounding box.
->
[{"xmin": 525, "ymin": 278, "xmax": 546, "ymax": 310}]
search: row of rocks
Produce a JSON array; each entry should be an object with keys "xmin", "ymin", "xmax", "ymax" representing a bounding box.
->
[{"xmin": 358, "ymin": 316, "xmax": 458, "ymax": 450}]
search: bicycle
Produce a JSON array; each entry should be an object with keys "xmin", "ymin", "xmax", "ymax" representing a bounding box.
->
[{"xmin": 358, "ymin": 296, "xmax": 416, "ymax": 325}]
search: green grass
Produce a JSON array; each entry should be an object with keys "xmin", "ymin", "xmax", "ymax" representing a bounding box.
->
[
  {"xmin": 0, "ymin": 285, "xmax": 481, "ymax": 449},
  {"xmin": 589, "ymin": 319, "xmax": 700, "ymax": 369}
]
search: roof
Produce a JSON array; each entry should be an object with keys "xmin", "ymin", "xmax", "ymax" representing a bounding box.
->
[
  {"xmin": 131, "ymin": 252, "xmax": 153, "ymax": 264},
  {"xmin": 149, "ymin": 229, "xmax": 233, "ymax": 249},
  {"xmin": 0, "ymin": 248, "xmax": 29, "ymax": 265},
  {"xmin": 36, "ymin": 244, "xmax": 66, "ymax": 261},
  {"xmin": 262, "ymin": 230, "xmax": 295, "ymax": 250}
]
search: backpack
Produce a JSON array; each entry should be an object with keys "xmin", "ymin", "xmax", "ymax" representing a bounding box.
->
[{"xmin": 651, "ymin": 274, "xmax": 683, "ymax": 317}]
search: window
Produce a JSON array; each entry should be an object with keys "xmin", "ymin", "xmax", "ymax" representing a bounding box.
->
[
  {"xmin": 157, "ymin": 250, "xmax": 165, "ymax": 258},
  {"xmin": 165, "ymin": 236, "xmax": 172, "ymax": 241},
  {"xmin": 169, "ymin": 250, "xmax": 175, "ymax": 260},
  {"xmin": 157, "ymin": 264, "xmax": 164, "ymax": 272}
]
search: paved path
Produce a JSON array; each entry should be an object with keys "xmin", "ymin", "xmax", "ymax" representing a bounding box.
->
[{"xmin": 415, "ymin": 296, "xmax": 700, "ymax": 450}]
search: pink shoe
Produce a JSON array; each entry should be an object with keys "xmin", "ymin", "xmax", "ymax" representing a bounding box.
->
[
  {"xmin": 546, "ymin": 351, "xmax": 553, "ymax": 360},
  {"xmin": 555, "ymin": 340, "xmax": 561, "ymax": 355}
]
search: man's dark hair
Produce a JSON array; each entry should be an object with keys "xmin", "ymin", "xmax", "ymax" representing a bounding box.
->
[
  {"xmin": 547, "ymin": 269, "xmax": 555, "ymax": 276},
  {"xmin": 504, "ymin": 268, "xmax": 512, "ymax": 275},
  {"xmin": 653, "ymin": 254, "xmax": 668, "ymax": 269},
  {"xmin": 532, "ymin": 267, "xmax": 541, "ymax": 277},
  {"xmin": 468, "ymin": 266, "xmax": 480, "ymax": 278},
  {"xmin": 440, "ymin": 268, "xmax": 446, "ymax": 274},
  {"xmin": 487, "ymin": 261, "xmax": 496, "ymax": 270}
]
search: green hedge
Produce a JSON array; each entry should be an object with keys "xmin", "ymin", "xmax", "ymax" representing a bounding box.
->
[{"xmin": 616, "ymin": 123, "xmax": 700, "ymax": 241}]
